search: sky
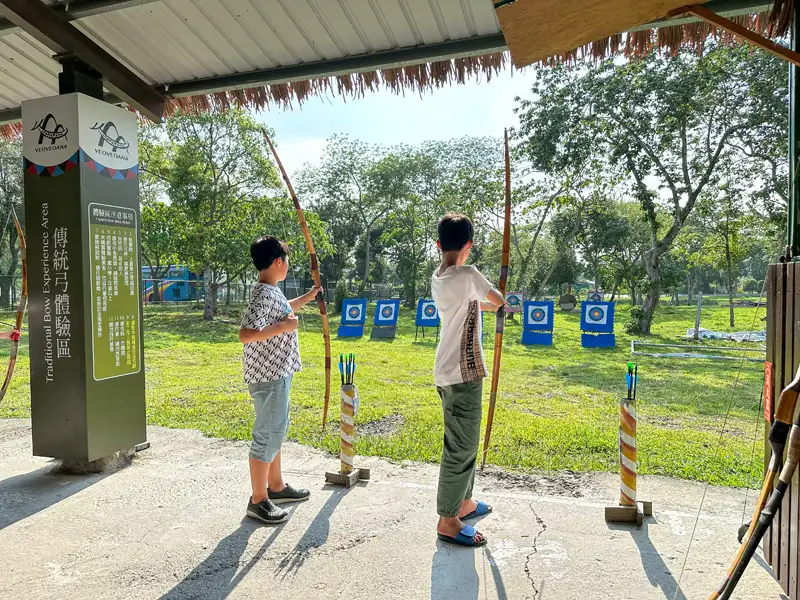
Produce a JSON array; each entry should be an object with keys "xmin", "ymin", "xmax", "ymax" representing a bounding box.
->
[{"xmin": 252, "ymin": 69, "xmax": 538, "ymax": 176}]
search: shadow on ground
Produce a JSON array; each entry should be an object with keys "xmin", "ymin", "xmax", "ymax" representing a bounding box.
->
[
  {"xmin": 0, "ymin": 465, "xmax": 105, "ymax": 530},
  {"xmin": 160, "ymin": 520, "xmax": 283, "ymax": 600}
]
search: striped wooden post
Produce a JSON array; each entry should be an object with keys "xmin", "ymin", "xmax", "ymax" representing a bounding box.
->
[
  {"xmin": 340, "ymin": 384, "xmax": 357, "ymax": 474},
  {"xmin": 619, "ymin": 396, "xmax": 637, "ymax": 507}
]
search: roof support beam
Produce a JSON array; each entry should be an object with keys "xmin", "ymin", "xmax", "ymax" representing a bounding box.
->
[
  {"xmin": 669, "ymin": 3, "xmax": 800, "ymax": 66},
  {"xmin": 0, "ymin": 0, "xmax": 161, "ymax": 35},
  {"xmin": 0, "ymin": 0, "xmax": 165, "ymax": 122}
]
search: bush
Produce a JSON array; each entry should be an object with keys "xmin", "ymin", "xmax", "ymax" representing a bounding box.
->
[
  {"xmin": 740, "ymin": 276, "xmax": 760, "ymax": 294},
  {"xmin": 625, "ymin": 307, "xmax": 644, "ymax": 334},
  {"xmin": 334, "ymin": 280, "xmax": 348, "ymax": 314}
]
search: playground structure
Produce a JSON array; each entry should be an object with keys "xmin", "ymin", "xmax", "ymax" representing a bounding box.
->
[{"xmin": 141, "ymin": 265, "xmax": 201, "ymax": 303}]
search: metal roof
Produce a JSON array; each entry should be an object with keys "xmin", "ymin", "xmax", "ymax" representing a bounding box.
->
[
  {"xmin": 0, "ymin": 0, "xmax": 505, "ymax": 124},
  {"xmin": 0, "ymin": 0, "xmax": 778, "ymax": 125}
]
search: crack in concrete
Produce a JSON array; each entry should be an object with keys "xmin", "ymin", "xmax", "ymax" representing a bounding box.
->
[{"xmin": 523, "ymin": 500, "xmax": 547, "ymax": 600}]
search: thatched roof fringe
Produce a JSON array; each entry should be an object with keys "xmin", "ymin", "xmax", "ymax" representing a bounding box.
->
[
  {"xmin": 769, "ymin": 0, "xmax": 793, "ymax": 36},
  {"xmin": 0, "ymin": 5, "xmax": 793, "ymax": 141}
]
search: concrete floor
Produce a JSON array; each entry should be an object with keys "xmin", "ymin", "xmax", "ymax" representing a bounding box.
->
[{"xmin": 0, "ymin": 419, "xmax": 786, "ymax": 600}]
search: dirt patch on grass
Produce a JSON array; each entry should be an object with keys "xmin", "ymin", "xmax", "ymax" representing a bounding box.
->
[
  {"xmin": 359, "ymin": 414, "xmax": 406, "ymax": 437},
  {"xmin": 478, "ymin": 467, "xmax": 591, "ymax": 498}
]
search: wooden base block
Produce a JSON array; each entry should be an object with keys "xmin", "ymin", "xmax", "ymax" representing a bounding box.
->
[
  {"xmin": 325, "ymin": 468, "xmax": 370, "ymax": 488},
  {"xmin": 604, "ymin": 500, "xmax": 653, "ymax": 527}
]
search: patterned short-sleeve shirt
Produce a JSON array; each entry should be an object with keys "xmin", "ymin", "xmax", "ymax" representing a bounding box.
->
[{"xmin": 241, "ymin": 283, "xmax": 301, "ymax": 383}]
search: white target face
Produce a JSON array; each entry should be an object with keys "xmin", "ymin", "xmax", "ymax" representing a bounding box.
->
[
  {"xmin": 345, "ymin": 304, "xmax": 363, "ymax": 323},
  {"xmin": 527, "ymin": 304, "xmax": 550, "ymax": 324},
  {"xmin": 421, "ymin": 301, "xmax": 438, "ymax": 319},
  {"xmin": 377, "ymin": 303, "xmax": 397, "ymax": 322},
  {"xmin": 585, "ymin": 304, "xmax": 608, "ymax": 325}
]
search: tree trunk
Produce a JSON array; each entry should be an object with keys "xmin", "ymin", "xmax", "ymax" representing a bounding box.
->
[
  {"xmin": 226, "ymin": 280, "xmax": 231, "ymax": 305},
  {"xmin": 0, "ymin": 228, "xmax": 17, "ymax": 307},
  {"xmin": 686, "ymin": 272, "xmax": 692, "ymax": 307},
  {"xmin": 361, "ymin": 230, "xmax": 371, "ymax": 292},
  {"xmin": 629, "ymin": 277, "xmax": 637, "ymax": 307},
  {"xmin": 636, "ymin": 250, "xmax": 661, "ymax": 334},
  {"xmin": 726, "ymin": 239, "xmax": 735, "ymax": 328},
  {"xmin": 203, "ymin": 265, "xmax": 217, "ymax": 321}
]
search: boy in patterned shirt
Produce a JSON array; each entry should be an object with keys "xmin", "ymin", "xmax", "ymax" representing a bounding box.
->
[
  {"xmin": 431, "ymin": 213, "xmax": 504, "ymax": 547},
  {"xmin": 240, "ymin": 235, "xmax": 321, "ymax": 524}
]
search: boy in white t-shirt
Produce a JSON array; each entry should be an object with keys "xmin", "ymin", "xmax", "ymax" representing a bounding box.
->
[{"xmin": 431, "ymin": 213, "xmax": 504, "ymax": 547}]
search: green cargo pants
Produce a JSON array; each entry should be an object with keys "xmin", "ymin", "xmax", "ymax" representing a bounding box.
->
[{"xmin": 436, "ymin": 380, "xmax": 483, "ymax": 518}]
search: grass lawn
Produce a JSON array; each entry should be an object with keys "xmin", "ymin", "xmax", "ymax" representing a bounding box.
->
[{"xmin": 0, "ymin": 296, "xmax": 767, "ymax": 487}]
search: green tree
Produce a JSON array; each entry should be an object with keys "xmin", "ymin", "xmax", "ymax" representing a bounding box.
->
[
  {"xmin": 516, "ymin": 44, "xmax": 787, "ymax": 333},
  {"xmin": 296, "ymin": 135, "xmax": 388, "ymax": 292},
  {"xmin": 0, "ymin": 139, "xmax": 22, "ymax": 308}
]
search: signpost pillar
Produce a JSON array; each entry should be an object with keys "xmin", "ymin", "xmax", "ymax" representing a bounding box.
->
[{"xmin": 21, "ymin": 92, "xmax": 145, "ymax": 464}]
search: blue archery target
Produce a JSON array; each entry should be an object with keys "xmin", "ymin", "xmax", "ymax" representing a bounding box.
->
[
  {"xmin": 341, "ymin": 298, "xmax": 367, "ymax": 325},
  {"xmin": 523, "ymin": 300, "xmax": 554, "ymax": 331},
  {"xmin": 374, "ymin": 299, "xmax": 400, "ymax": 326},
  {"xmin": 415, "ymin": 299, "xmax": 440, "ymax": 326},
  {"xmin": 588, "ymin": 290, "xmax": 604, "ymax": 302},
  {"xmin": 506, "ymin": 292, "xmax": 524, "ymax": 314},
  {"xmin": 581, "ymin": 301, "xmax": 615, "ymax": 333}
]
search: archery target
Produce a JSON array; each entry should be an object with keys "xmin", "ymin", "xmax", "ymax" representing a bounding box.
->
[
  {"xmin": 586, "ymin": 304, "xmax": 608, "ymax": 324},
  {"xmin": 528, "ymin": 305, "xmax": 548, "ymax": 324},
  {"xmin": 374, "ymin": 299, "xmax": 400, "ymax": 326},
  {"xmin": 342, "ymin": 299, "xmax": 367, "ymax": 324},
  {"xmin": 588, "ymin": 290, "xmax": 604, "ymax": 302},
  {"xmin": 416, "ymin": 299, "xmax": 440, "ymax": 326},
  {"xmin": 506, "ymin": 292, "xmax": 524, "ymax": 313},
  {"xmin": 379, "ymin": 304, "xmax": 396, "ymax": 321}
]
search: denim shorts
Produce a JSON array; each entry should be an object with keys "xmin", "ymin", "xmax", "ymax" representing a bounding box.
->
[{"xmin": 248, "ymin": 374, "xmax": 292, "ymax": 463}]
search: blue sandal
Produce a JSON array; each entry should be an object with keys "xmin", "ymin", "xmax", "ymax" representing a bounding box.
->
[
  {"xmin": 437, "ymin": 524, "xmax": 487, "ymax": 547},
  {"xmin": 462, "ymin": 500, "xmax": 492, "ymax": 520}
]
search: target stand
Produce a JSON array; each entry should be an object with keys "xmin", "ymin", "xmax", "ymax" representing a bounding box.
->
[
  {"xmin": 415, "ymin": 299, "xmax": 440, "ymax": 341},
  {"xmin": 370, "ymin": 299, "xmax": 400, "ymax": 339},
  {"xmin": 338, "ymin": 298, "xmax": 367, "ymax": 338},
  {"xmin": 521, "ymin": 300, "xmax": 554, "ymax": 346},
  {"xmin": 581, "ymin": 301, "xmax": 616, "ymax": 348}
]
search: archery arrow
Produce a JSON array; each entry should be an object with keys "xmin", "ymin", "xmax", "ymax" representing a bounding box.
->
[
  {"xmin": 0, "ymin": 206, "xmax": 27, "ymax": 404},
  {"xmin": 714, "ymin": 362, "xmax": 800, "ymax": 599},
  {"xmin": 263, "ymin": 131, "xmax": 332, "ymax": 430},
  {"xmin": 480, "ymin": 129, "xmax": 512, "ymax": 470}
]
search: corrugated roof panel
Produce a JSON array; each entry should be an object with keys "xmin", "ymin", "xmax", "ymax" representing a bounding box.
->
[
  {"xmin": 258, "ymin": 0, "xmax": 323, "ymax": 63},
  {"xmin": 278, "ymin": 1, "xmax": 346, "ymax": 60},
  {"xmin": 155, "ymin": 2, "xmax": 231, "ymax": 77},
  {"xmin": 435, "ymin": 0, "xmax": 474, "ymax": 39},
  {"xmin": 117, "ymin": 6, "xmax": 208, "ymax": 82},
  {"xmin": 404, "ymin": 0, "xmax": 448, "ymax": 44},
  {"xmin": 0, "ymin": 0, "xmax": 508, "ymax": 122},
  {"xmin": 334, "ymin": 0, "xmax": 380, "ymax": 53},
  {"xmin": 74, "ymin": 16, "xmax": 163, "ymax": 84},
  {"xmin": 308, "ymin": 0, "xmax": 368, "ymax": 57},
  {"xmin": 374, "ymin": 0, "xmax": 420, "ymax": 47},
  {"xmin": 470, "ymin": 0, "xmax": 501, "ymax": 36},
  {"xmin": 0, "ymin": 37, "xmax": 58, "ymax": 96},
  {"xmin": 219, "ymin": 0, "xmax": 282, "ymax": 69},
  {"xmin": 166, "ymin": 0, "xmax": 258, "ymax": 74}
]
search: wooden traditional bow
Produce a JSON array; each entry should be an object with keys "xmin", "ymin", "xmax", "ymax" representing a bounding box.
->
[
  {"xmin": 480, "ymin": 129, "xmax": 511, "ymax": 470},
  {"xmin": 263, "ymin": 131, "xmax": 332, "ymax": 430},
  {"xmin": 0, "ymin": 206, "xmax": 27, "ymax": 404},
  {"xmin": 712, "ymin": 363, "xmax": 800, "ymax": 599}
]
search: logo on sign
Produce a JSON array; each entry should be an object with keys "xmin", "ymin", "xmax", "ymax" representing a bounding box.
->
[
  {"xmin": 31, "ymin": 114, "xmax": 68, "ymax": 150},
  {"xmin": 91, "ymin": 121, "xmax": 130, "ymax": 158}
]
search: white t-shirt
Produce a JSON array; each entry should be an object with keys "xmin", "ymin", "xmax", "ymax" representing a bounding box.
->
[
  {"xmin": 431, "ymin": 265, "xmax": 494, "ymax": 387},
  {"xmin": 241, "ymin": 283, "xmax": 301, "ymax": 383}
]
